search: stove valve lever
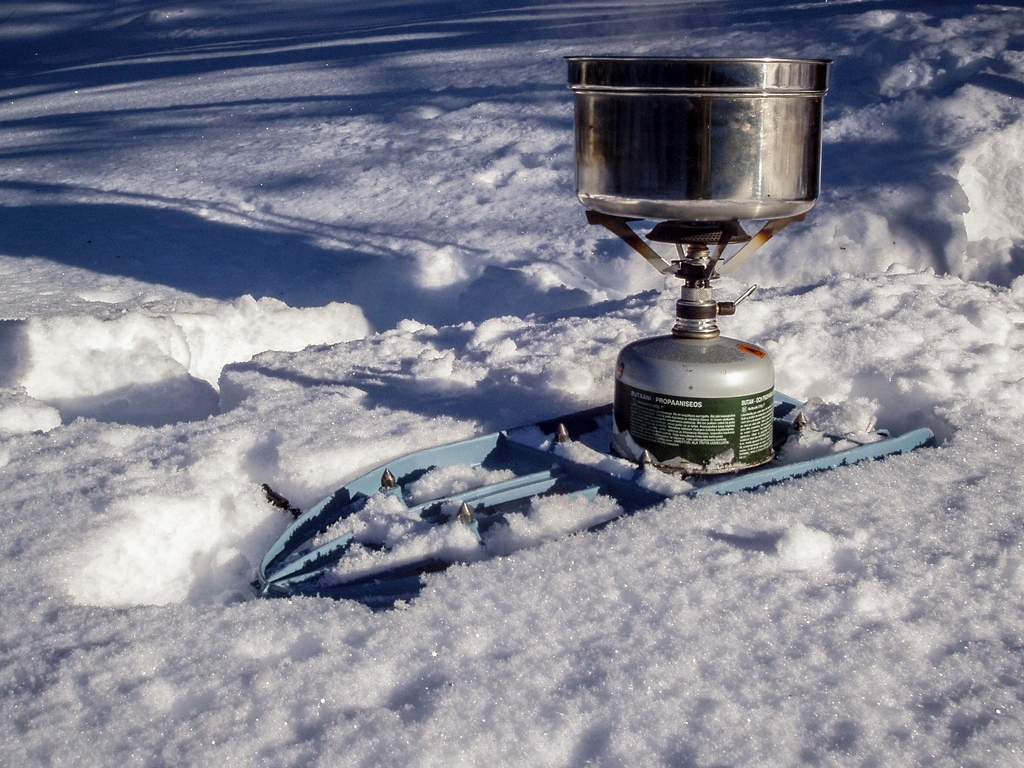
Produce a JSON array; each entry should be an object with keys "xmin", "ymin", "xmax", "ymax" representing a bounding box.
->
[{"xmin": 717, "ymin": 284, "xmax": 758, "ymax": 316}]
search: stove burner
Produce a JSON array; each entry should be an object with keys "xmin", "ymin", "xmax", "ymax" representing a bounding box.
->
[{"xmin": 646, "ymin": 221, "xmax": 752, "ymax": 245}]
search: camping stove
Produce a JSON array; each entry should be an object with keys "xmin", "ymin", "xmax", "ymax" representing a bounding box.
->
[{"xmin": 567, "ymin": 57, "xmax": 831, "ymax": 473}]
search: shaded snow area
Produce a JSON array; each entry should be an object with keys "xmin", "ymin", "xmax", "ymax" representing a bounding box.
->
[{"xmin": 3, "ymin": 1, "xmax": 1024, "ymax": 765}]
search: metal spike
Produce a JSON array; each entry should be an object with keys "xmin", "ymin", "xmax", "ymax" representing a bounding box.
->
[
  {"xmin": 639, "ymin": 449, "xmax": 655, "ymax": 467},
  {"xmin": 793, "ymin": 411, "xmax": 809, "ymax": 431},
  {"xmin": 555, "ymin": 423, "xmax": 571, "ymax": 443},
  {"xmin": 457, "ymin": 501, "xmax": 475, "ymax": 526},
  {"xmin": 380, "ymin": 468, "xmax": 397, "ymax": 490}
]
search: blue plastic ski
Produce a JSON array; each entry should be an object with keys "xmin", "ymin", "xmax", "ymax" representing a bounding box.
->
[{"xmin": 255, "ymin": 393, "xmax": 933, "ymax": 607}]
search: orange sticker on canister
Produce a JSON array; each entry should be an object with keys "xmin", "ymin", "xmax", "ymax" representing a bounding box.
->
[{"xmin": 737, "ymin": 343, "xmax": 766, "ymax": 358}]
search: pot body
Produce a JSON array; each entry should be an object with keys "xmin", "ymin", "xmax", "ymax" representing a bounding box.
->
[{"xmin": 568, "ymin": 57, "xmax": 830, "ymax": 221}]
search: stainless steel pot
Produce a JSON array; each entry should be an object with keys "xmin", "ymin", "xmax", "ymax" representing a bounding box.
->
[{"xmin": 567, "ymin": 57, "xmax": 831, "ymax": 221}]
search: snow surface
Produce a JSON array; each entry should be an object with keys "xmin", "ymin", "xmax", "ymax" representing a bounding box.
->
[{"xmin": 3, "ymin": 1, "xmax": 1024, "ymax": 765}]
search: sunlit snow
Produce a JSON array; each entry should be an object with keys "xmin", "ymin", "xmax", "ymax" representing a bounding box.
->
[{"xmin": 3, "ymin": 1, "xmax": 1024, "ymax": 766}]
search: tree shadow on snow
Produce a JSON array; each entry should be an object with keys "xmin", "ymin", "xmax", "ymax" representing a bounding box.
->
[
  {"xmin": 1, "ymin": 0, "xmax": 930, "ymax": 90},
  {"xmin": 0, "ymin": 199, "xmax": 590, "ymax": 330},
  {"xmin": 3, "ymin": 0, "xmax": 1018, "ymax": 312}
]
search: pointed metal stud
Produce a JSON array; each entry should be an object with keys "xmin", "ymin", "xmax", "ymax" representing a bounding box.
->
[
  {"xmin": 380, "ymin": 468, "xmax": 397, "ymax": 490},
  {"xmin": 793, "ymin": 411, "xmax": 809, "ymax": 431},
  {"xmin": 639, "ymin": 449, "xmax": 655, "ymax": 468},
  {"xmin": 555, "ymin": 423, "xmax": 571, "ymax": 443},
  {"xmin": 457, "ymin": 501, "xmax": 475, "ymax": 526}
]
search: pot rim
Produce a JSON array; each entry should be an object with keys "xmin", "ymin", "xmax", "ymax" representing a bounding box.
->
[{"xmin": 567, "ymin": 56, "xmax": 831, "ymax": 94}]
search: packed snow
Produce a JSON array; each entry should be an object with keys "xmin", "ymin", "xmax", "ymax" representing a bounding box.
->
[{"xmin": 3, "ymin": 1, "xmax": 1024, "ymax": 765}]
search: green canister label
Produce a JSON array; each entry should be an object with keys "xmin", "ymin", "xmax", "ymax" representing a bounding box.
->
[{"xmin": 614, "ymin": 381, "xmax": 774, "ymax": 467}]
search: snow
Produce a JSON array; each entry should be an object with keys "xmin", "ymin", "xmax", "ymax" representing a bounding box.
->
[{"xmin": 3, "ymin": 0, "xmax": 1024, "ymax": 765}]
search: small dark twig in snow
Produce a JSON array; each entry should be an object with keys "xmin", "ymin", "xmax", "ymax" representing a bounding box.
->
[{"xmin": 262, "ymin": 483, "xmax": 302, "ymax": 518}]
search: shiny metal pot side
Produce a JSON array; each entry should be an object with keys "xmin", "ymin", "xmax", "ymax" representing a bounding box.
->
[{"xmin": 567, "ymin": 57, "xmax": 830, "ymax": 222}]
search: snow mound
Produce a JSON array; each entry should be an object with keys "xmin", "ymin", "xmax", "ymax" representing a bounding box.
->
[
  {"xmin": 69, "ymin": 492, "xmax": 266, "ymax": 607},
  {"xmin": 778, "ymin": 523, "xmax": 835, "ymax": 571},
  {"xmin": 960, "ymin": 119, "xmax": 1024, "ymax": 243},
  {"xmin": 7, "ymin": 296, "xmax": 369, "ymax": 427},
  {"xmin": 0, "ymin": 387, "xmax": 61, "ymax": 435},
  {"xmin": 958, "ymin": 118, "xmax": 1024, "ymax": 284}
]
